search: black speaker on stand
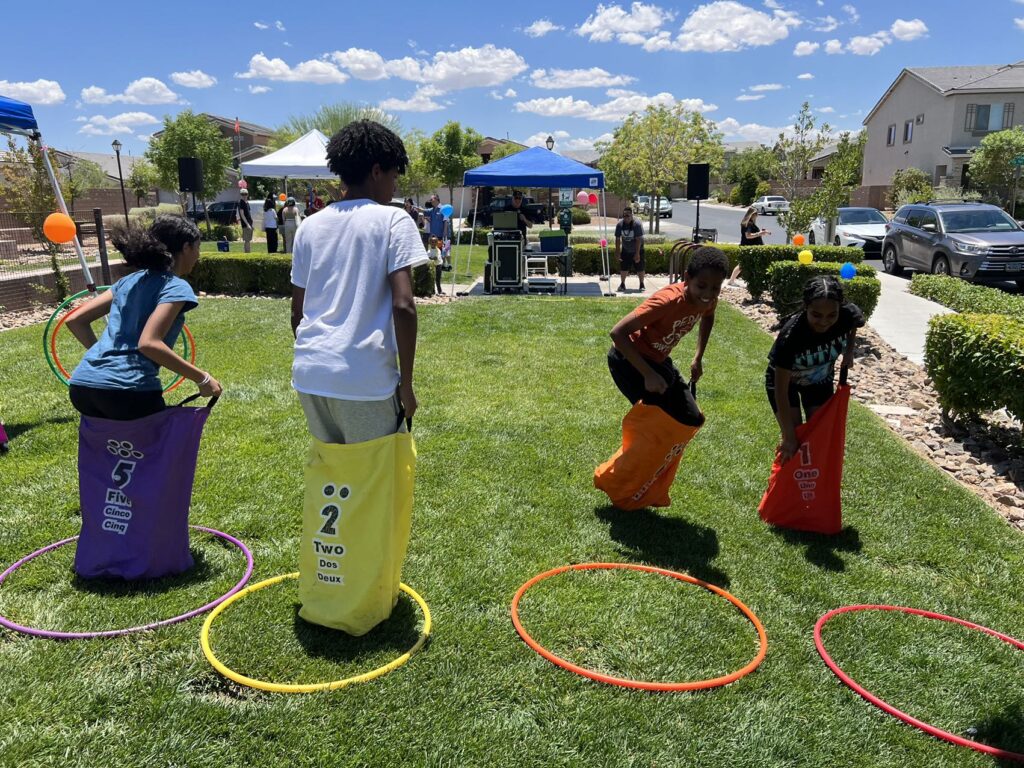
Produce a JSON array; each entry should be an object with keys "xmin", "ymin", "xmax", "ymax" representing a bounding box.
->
[
  {"xmin": 178, "ymin": 157, "xmax": 203, "ymax": 218},
  {"xmin": 687, "ymin": 163, "xmax": 711, "ymax": 243}
]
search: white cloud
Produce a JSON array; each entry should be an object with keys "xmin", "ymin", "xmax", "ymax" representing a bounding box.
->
[
  {"xmin": 817, "ymin": 106, "xmax": 835, "ymax": 113},
  {"xmin": 736, "ymin": 94, "xmax": 765, "ymax": 101},
  {"xmin": 0, "ymin": 78, "xmax": 65, "ymax": 105},
  {"xmin": 331, "ymin": 48, "xmax": 389, "ymax": 80},
  {"xmin": 794, "ymin": 41, "xmax": 819, "ymax": 55},
  {"xmin": 763, "ymin": 0, "xmax": 781, "ymax": 8},
  {"xmin": 505, "ymin": 88, "xmax": 517, "ymax": 98},
  {"xmin": 236, "ymin": 53, "xmax": 348, "ymax": 84},
  {"xmin": 170, "ymin": 70, "xmax": 217, "ymax": 88},
  {"xmin": 77, "ymin": 111, "xmax": 160, "ymax": 136},
  {"xmin": 414, "ymin": 45, "xmax": 527, "ymax": 91},
  {"xmin": 577, "ymin": 2, "xmax": 675, "ymax": 43},
  {"xmin": 842, "ymin": 4, "xmax": 859, "ymax": 23},
  {"xmin": 847, "ymin": 31, "xmax": 891, "ymax": 55},
  {"xmin": 284, "ymin": 41, "xmax": 292, "ymax": 47},
  {"xmin": 523, "ymin": 19, "xmax": 564, "ymax": 37},
  {"xmin": 797, "ymin": 72, "xmax": 814, "ymax": 79},
  {"xmin": 1017, "ymin": 18, "xmax": 1024, "ymax": 30},
  {"xmin": 812, "ymin": 15, "xmax": 838, "ymax": 32},
  {"xmin": 530, "ymin": 67, "xmax": 636, "ymax": 89},
  {"xmin": 81, "ymin": 77, "xmax": 181, "ymax": 105},
  {"xmin": 522, "ymin": 130, "xmax": 614, "ymax": 151},
  {"xmin": 515, "ymin": 91, "xmax": 715, "ymax": 122},
  {"xmin": 824, "ymin": 38, "xmax": 844, "ymax": 54},
  {"xmin": 749, "ymin": 82, "xmax": 783, "ymax": 91},
  {"xmin": 253, "ymin": 21, "xmax": 269, "ymax": 29},
  {"xmin": 274, "ymin": 20, "xmax": 286, "ymax": 31},
  {"xmin": 248, "ymin": 85, "xmax": 271, "ymax": 94},
  {"xmin": 673, "ymin": 1, "xmax": 801, "ymax": 53},
  {"xmin": 890, "ymin": 18, "xmax": 928, "ymax": 41},
  {"xmin": 380, "ymin": 86, "xmax": 444, "ymax": 112},
  {"xmin": 716, "ymin": 117, "xmax": 784, "ymax": 143},
  {"xmin": 136, "ymin": 134, "xmax": 153, "ymax": 143}
]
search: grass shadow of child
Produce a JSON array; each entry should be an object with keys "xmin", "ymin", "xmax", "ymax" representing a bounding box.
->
[
  {"xmin": 3, "ymin": 415, "xmax": 76, "ymax": 442},
  {"xmin": 770, "ymin": 525, "xmax": 863, "ymax": 572},
  {"xmin": 594, "ymin": 505, "xmax": 730, "ymax": 587},
  {"xmin": 963, "ymin": 700, "xmax": 1024, "ymax": 766},
  {"xmin": 291, "ymin": 593, "xmax": 423, "ymax": 664},
  {"xmin": 72, "ymin": 548, "xmax": 214, "ymax": 596}
]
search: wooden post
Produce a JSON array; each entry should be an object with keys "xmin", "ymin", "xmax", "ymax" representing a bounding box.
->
[{"xmin": 93, "ymin": 208, "xmax": 112, "ymax": 285}]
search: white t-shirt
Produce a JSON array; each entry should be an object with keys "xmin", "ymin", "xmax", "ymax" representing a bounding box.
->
[
  {"xmin": 290, "ymin": 199, "xmax": 429, "ymax": 400},
  {"xmin": 263, "ymin": 208, "xmax": 278, "ymax": 229}
]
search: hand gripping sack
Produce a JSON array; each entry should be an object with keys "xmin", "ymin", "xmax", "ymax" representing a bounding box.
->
[
  {"xmin": 74, "ymin": 395, "xmax": 216, "ymax": 580},
  {"xmin": 594, "ymin": 403, "xmax": 700, "ymax": 511},
  {"xmin": 758, "ymin": 378, "xmax": 851, "ymax": 535},
  {"xmin": 298, "ymin": 429, "xmax": 416, "ymax": 636}
]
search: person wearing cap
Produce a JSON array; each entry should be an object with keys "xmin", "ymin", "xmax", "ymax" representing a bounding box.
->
[
  {"xmin": 282, "ymin": 196, "xmax": 302, "ymax": 254},
  {"xmin": 236, "ymin": 188, "xmax": 254, "ymax": 253},
  {"xmin": 509, "ymin": 190, "xmax": 532, "ymax": 242}
]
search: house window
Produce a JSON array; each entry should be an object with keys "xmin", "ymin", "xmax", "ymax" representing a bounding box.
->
[
  {"xmin": 886, "ymin": 124, "xmax": 897, "ymax": 146},
  {"xmin": 966, "ymin": 103, "xmax": 1015, "ymax": 132},
  {"xmin": 916, "ymin": 114, "xmax": 925, "ymax": 125},
  {"xmin": 934, "ymin": 164, "xmax": 947, "ymax": 185},
  {"xmin": 903, "ymin": 120, "xmax": 913, "ymax": 143},
  {"xmin": 1005, "ymin": 103, "xmax": 1015, "ymax": 129}
]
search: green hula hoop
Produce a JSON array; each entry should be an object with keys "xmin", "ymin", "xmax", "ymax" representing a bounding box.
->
[{"xmin": 43, "ymin": 287, "xmax": 193, "ymax": 393}]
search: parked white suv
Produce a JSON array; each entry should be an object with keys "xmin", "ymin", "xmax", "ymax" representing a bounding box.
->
[
  {"xmin": 752, "ymin": 195, "xmax": 790, "ymax": 215},
  {"xmin": 809, "ymin": 207, "xmax": 888, "ymax": 255}
]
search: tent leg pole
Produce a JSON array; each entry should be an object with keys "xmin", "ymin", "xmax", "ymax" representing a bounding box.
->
[
  {"xmin": 38, "ymin": 135, "xmax": 94, "ymax": 291},
  {"xmin": 450, "ymin": 186, "xmax": 467, "ymax": 296},
  {"xmin": 601, "ymin": 190, "xmax": 612, "ymax": 297},
  {"xmin": 457, "ymin": 187, "xmax": 479, "ymax": 297}
]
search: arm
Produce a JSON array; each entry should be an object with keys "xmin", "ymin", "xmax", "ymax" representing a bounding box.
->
[
  {"xmin": 634, "ymin": 232, "xmax": 644, "ymax": 263},
  {"xmin": 388, "ymin": 267, "xmax": 418, "ymax": 420},
  {"xmin": 842, "ymin": 329, "xmax": 857, "ymax": 368},
  {"xmin": 614, "ymin": 236, "xmax": 622, "ymax": 261},
  {"xmin": 65, "ymin": 291, "xmax": 115, "ymax": 349},
  {"xmin": 609, "ymin": 312, "xmax": 667, "ymax": 394},
  {"xmin": 690, "ymin": 311, "xmax": 715, "ymax": 382},
  {"xmin": 138, "ymin": 303, "xmax": 222, "ymax": 397},
  {"xmin": 290, "ymin": 285, "xmax": 305, "ymax": 338},
  {"xmin": 773, "ymin": 367, "xmax": 799, "ymax": 462}
]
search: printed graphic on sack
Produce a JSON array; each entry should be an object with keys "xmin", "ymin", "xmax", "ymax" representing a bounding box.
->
[
  {"xmin": 102, "ymin": 440, "xmax": 145, "ymax": 535},
  {"xmin": 312, "ymin": 482, "xmax": 350, "ymax": 586}
]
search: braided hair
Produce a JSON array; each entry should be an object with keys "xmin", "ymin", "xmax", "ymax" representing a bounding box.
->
[
  {"xmin": 325, "ymin": 120, "xmax": 408, "ymax": 186},
  {"xmin": 803, "ymin": 275, "xmax": 844, "ymax": 306}
]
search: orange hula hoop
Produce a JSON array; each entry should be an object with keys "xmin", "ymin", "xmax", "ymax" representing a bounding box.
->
[{"xmin": 511, "ymin": 562, "xmax": 768, "ymax": 692}]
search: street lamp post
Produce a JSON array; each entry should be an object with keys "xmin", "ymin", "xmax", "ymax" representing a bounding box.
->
[
  {"xmin": 545, "ymin": 135, "xmax": 554, "ymax": 225},
  {"xmin": 111, "ymin": 139, "xmax": 129, "ymax": 226}
]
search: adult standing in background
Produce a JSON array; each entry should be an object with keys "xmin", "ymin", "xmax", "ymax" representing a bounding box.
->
[
  {"xmin": 237, "ymin": 188, "xmax": 254, "ymax": 253},
  {"xmin": 263, "ymin": 195, "xmax": 279, "ymax": 254},
  {"xmin": 282, "ymin": 197, "xmax": 302, "ymax": 253},
  {"xmin": 739, "ymin": 206, "xmax": 769, "ymax": 246},
  {"xmin": 425, "ymin": 194, "xmax": 447, "ymax": 246},
  {"xmin": 614, "ymin": 206, "xmax": 645, "ymax": 293}
]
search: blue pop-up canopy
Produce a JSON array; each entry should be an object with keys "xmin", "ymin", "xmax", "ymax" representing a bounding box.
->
[
  {"xmin": 463, "ymin": 146, "xmax": 604, "ymax": 189},
  {"xmin": 0, "ymin": 95, "xmax": 39, "ymax": 136}
]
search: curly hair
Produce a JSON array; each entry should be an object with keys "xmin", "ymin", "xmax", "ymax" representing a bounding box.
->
[
  {"xmin": 111, "ymin": 214, "xmax": 200, "ymax": 271},
  {"xmin": 325, "ymin": 120, "xmax": 408, "ymax": 186},
  {"xmin": 685, "ymin": 246, "xmax": 730, "ymax": 279}
]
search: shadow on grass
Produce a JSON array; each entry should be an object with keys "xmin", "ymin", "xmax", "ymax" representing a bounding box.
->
[
  {"xmin": 291, "ymin": 593, "xmax": 423, "ymax": 664},
  {"xmin": 2, "ymin": 415, "xmax": 76, "ymax": 442},
  {"xmin": 71, "ymin": 548, "xmax": 214, "ymax": 596},
  {"xmin": 964, "ymin": 700, "xmax": 1024, "ymax": 765},
  {"xmin": 770, "ymin": 525, "xmax": 863, "ymax": 571},
  {"xmin": 595, "ymin": 505, "xmax": 730, "ymax": 587}
]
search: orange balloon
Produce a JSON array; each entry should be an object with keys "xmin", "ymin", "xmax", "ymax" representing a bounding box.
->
[
  {"xmin": 792, "ymin": 233, "xmax": 806, "ymax": 247},
  {"xmin": 43, "ymin": 212, "xmax": 77, "ymax": 244},
  {"xmin": 278, "ymin": 193, "xmax": 287, "ymax": 202}
]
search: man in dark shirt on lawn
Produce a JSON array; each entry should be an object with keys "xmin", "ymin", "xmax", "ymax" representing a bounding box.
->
[{"xmin": 615, "ymin": 206, "xmax": 645, "ymax": 292}]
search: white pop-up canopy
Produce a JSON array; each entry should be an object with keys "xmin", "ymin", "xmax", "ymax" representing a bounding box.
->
[{"xmin": 240, "ymin": 129, "xmax": 334, "ymax": 179}]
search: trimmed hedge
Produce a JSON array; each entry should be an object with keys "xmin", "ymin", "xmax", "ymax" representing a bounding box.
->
[
  {"xmin": 925, "ymin": 313, "xmax": 1024, "ymax": 421},
  {"xmin": 910, "ymin": 274, "xmax": 1024, "ymax": 321},
  {"xmin": 766, "ymin": 261, "xmax": 881, "ymax": 320},
  {"xmin": 198, "ymin": 224, "xmax": 241, "ymax": 242}
]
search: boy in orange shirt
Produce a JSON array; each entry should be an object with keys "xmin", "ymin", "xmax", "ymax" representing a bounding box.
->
[{"xmin": 596, "ymin": 246, "xmax": 729, "ymax": 509}]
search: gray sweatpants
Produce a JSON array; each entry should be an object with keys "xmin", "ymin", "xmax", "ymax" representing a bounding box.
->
[{"xmin": 297, "ymin": 391, "xmax": 407, "ymax": 444}]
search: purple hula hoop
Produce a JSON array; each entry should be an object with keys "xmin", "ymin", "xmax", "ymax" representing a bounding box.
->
[{"xmin": 0, "ymin": 525, "xmax": 254, "ymax": 640}]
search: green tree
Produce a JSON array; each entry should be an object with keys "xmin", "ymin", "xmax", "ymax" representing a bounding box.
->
[
  {"xmin": 888, "ymin": 166, "xmax": 933, "ymax": 209},
  {"xmin": 0, "ymin": 136, "xmax": 70, "ymax": 298},
  {"xmin": 967, "ymin": 127, "xmax": 1024, "ymax": 211},
  {"xmin": 725, "ymin": 146, "xmax": 779, "ymax": 184},
  {"xmin": 125, "ymin": 159, "xmax": 159, "ymax": 207},
  {"xmin": 777, "ymin": 102, "xmax": 831, "ymax": 237},
  {"xmin": 60, "ymin": 158, "xmax": 112, "ymax": 216},
  {"xmin": 598, "ymin": 104, "xmax": 723, "ymax": 233},
  {"xmin": 489, "ymin": 141, "xmax": 525, "ymax": 162},
  {"xmin": 271, "ymin": 103, "xmax": 402, "ymax": 150},
  {"xmin": 396, "ymin": 129, "xmax": 439, "ymax": 203},
  {"xmin": 806, "ymin": 131, "xmax": 867, "ymax": 242},
  {"xmin": 145, "ymin": 110, "xmax": 233, "ymax": 220},
  {"xmin": 422, "ymin": 121, "xmax": 484, "ymax": 203}
]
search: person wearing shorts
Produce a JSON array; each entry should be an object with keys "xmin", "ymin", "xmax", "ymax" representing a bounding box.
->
[{"xmin": 615, "ymin": 207, "xmax": 645, "ymax": 292}]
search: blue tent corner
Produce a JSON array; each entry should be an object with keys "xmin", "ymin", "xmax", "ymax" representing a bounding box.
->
[
  {"xmin": 463, "ymin": 146, "xmax": 603, "ymax": 189},
  {"xmin": 0, "ymin": 95, "xmax": 39, "ymax": 136}
]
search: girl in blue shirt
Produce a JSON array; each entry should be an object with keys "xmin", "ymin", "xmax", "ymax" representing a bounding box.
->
[{"xmin": 66, "ymin": 215, "xmax": 223, "ymax": 420}]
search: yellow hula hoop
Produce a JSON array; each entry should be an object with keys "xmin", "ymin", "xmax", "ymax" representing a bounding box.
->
[{"xmin": 200, "ymin": 572, "xmax": 432, "ymax": 694}]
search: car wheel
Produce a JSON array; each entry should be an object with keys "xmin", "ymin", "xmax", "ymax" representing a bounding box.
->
[
  {"xmin": 1016, "ymin": 279, "xmax": 1024, "ymax": 292},
  {"xmin": 882, "ymin": 244, "xmax": 904, "ymax": 275},
  {"xmin": 932, "ymin": 255, "xmax": 951, "ymax": 277},
  {"xmin": 808, "ymin": 231, "xmax": 816, "ymax": 245}
]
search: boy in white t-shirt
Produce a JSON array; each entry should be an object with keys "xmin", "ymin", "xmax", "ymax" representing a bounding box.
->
[{"xmin": 290, "ymin": 121, "xmax": 428, "ymax": 443}]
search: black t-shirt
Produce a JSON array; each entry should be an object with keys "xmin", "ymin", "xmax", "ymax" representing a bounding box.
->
[
  {"xmin": 740, "ymin": 220, "xmax": 763, "ymax": 246},
  {"xmin": 510, "ymin": 202, "xmax": 529, "ymax": 239},
  {"xmin": 237, "ymin": 199, "xmax": 253, "ymax": 227},
  {"xmin": 767, "ymin": 303, "xmax": 865, "ymax": 386},
  {"xmin": 615, "ymin": 219, "xmax": 644, "ymax": 255}
]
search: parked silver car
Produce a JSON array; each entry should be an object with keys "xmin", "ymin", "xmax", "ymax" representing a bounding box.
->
[
  {"xmin": 881, "ymin": 201, "xmax": 1024, "ymax": 287},
  {"xmin": 752, "ymin": 195, "xmax": 790, "ymax": 215}
]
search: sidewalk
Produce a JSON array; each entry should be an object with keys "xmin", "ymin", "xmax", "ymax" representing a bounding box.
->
[{"xmin": 865, "ymin": 272, "xmax": 952, "ymax": 365}]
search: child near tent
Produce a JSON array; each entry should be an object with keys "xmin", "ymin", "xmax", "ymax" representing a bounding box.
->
[
  {"xmin": 766, "ymin": 276, "xmax": 863, "ymax": 463},
  {"xmin": 65, "ymin": 215, "xmax": 223, "ymax": 420},
  {"xmin": 427, "ymin": 235, "xmax": 443, "ymax": 294},
  {"xmin": 595, "ymin": 246, "xmax": 729, "ymax": 510}
]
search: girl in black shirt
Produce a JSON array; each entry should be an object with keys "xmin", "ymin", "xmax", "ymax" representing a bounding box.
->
[
  {"xmin": 766, "ymin": 276, "xmax": 864, "ymax": 462},
  {"xmin": 739, "ymin": 206, "xmax": 769, "ymax": 245}
]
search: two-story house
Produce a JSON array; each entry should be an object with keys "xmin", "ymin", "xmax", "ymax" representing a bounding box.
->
[{"xmin": 862, "ymin": 61, "xmax": 1024, "ymax": 190}]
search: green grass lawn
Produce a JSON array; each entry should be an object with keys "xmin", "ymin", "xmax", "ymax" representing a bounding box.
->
[{"xmin": 2, "ymin": 297, "xmax": 1024, "ymax": 767}]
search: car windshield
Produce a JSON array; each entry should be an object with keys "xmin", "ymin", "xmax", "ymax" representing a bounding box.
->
[
  {"xmin": 838, "ymin": 209, "xmax": 887, "ymax": 225},
  {"xmin": 939, "ymin": 209, "xmax": 1020, "ymax": 233}
]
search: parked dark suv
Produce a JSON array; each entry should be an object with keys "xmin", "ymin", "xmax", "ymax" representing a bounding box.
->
[
  {"xmin": 187, "ymin": 201, "xmax": 240, "ymax": 225},
  {"xmin": 881, "ymin": 201, "xmax": 1024, "ymax": 287}
]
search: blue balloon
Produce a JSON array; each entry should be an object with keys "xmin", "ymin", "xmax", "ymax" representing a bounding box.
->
[
  {"xmin": 440, "ymin": 204, "xmax": 454, "ymax": 218},
  {"xmin": 840, "ymin": 262, "xmax": 856, "ymax": 280}
]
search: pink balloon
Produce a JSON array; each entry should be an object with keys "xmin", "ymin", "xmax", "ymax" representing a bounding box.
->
[
  {"xmin": 238, "ymin": 179, "xmax": 248, "ymax": 189},
  {"xmin": 576, "ymin": 191, "xmax": 589, "ymax": 205},
  {"xmin": 600, "ymin": 238, "xmax": 608, "ymax": 247},
  {"xmin": 588, "ymin": 193, "xmax": 598, "ymax": 205}
]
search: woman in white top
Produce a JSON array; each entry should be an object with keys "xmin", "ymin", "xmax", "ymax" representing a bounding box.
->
[
  {"xmin": 282, "ymin": 197, "xmax": 302, "ymax": 253},
  {"xmin": 263, "ymin": 196, "xmax": 279, "ymax": 254}
]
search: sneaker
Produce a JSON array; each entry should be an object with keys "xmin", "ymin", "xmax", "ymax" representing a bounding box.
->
[
  {"xmin": 638, "ymin": 282, "xmax": 646, "ymax": 291},
  {"xmin": 617, "ymin": 283, "xmax": 626, "ymax": 292}
]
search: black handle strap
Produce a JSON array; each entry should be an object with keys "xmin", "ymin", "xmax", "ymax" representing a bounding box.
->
[
  {"xmin": 839, "ymin": 367, "xmax": 849, "ymax": 387},
  {"xmin": 176, "ymin": 392, "xmax": 218, "ymax": 410}
]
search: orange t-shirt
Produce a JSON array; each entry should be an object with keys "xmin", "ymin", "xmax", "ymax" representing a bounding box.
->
[{"xmin": 628, "ymin": 282, "xmax": 716, "ymax": 363}]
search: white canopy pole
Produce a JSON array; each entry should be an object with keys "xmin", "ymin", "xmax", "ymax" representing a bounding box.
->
[
  {"xmin": 600, "ymin": 189, "xmax": 612, "ymax": 297},
  {"xmin": 450, "ymin": 185, "xmax": 468, "ymax": 296},
  {"xmin": 38, "ymin": 137, "xmax": 94, "ymax": 291},
  {"xmin": 455, "ymin": 187, "xmax": 479, "ymax": 297}
]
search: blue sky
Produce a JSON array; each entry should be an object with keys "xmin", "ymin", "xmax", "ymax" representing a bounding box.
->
[{"xmin": 3, "ymin": 0, "xmax": 1023, "ymax": 158}]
